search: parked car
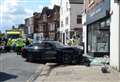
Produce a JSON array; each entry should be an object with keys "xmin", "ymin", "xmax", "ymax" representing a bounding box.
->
[{"xmin": 21, "ymin": 41, "xmax": 84, "ymax": 64}]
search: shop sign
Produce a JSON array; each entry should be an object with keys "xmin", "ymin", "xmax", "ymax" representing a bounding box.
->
[
  {"xmin": 89, "ymin": 8, "xmax": 102, "ymax": 17},
  {"xmin": 114, "ymin": 0, "xmax": 120, "ymax": 3},
  {"xmin": 86, "ymin": 0, "xmax": 110, "ymax": 24}
]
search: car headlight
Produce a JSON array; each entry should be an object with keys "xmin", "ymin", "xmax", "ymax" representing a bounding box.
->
[
  {"xmin": 34, "ymin": 46, "xmax": 39, "ymax": 50},
  {"xmin": 76, "ymin": 46, "xmax": 83, "ymax": 50}
]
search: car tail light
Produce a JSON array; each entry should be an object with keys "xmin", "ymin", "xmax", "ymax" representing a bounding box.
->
[
  {"xmin": 21, "ymin": 48, "xmax": 27, "ymax": 58},
  {"xmin": 21, "ymin": 48, "xmax": 27, "ymax": 52}
]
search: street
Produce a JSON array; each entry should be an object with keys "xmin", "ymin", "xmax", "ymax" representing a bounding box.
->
[
  {"xmin": 0, "ymin": 52, "xmax": 43, "ymax": 82},
  {"xmin": 0, "ymin": 52, "xmax": 120, "ymax": 82}
]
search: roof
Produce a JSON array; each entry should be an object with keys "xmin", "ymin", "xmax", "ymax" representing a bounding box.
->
[
  {"xmin": 53, "ymin": 5, "xmax": 60, "ymax": 11},
  {"xmin": 41, "ymin": 7, "xmax": 53, "ymax": 17},
  {"xmin": 69, "ymin": 0, "xmax": 84, "ymax": 4}
]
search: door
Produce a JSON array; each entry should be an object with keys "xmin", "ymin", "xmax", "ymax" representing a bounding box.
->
[{"xmin": 41, "ymin": 42, "xmax": 57, "ymax": 60}]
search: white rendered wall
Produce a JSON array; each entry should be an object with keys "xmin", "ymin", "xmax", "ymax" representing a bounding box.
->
[
  {"xmin": 110, "ymin": 0, "xmax": 120, "ymax": 71},
  {"xmin": 60, "ymin": 0, "xmax": 70, "ymax": 44},
  {"xmin": 82, "ymin": 13, "xmax": 87, "ymax": 54},
  {"xmin": 60, "ymin": 0, "xmax": 70, "ymax": 32}
]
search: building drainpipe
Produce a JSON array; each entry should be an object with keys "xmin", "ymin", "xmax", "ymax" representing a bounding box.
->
[{"xmin": 118, "ymin": 2, "xmax": 120, "ymax": 72}]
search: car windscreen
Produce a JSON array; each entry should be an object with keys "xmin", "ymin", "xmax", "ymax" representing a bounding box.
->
[
  {"xmin": 28, "ymin": 43, "xmax": 41, "ymax": 47},
  {"xmin": 51, "ymin": 41, "xmax": 65, "ymax": 48}
]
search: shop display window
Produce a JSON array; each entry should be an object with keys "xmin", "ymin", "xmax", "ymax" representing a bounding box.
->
[{"xmin": 87, "ymin": 18, "xmax": 110, "ymax": 53}]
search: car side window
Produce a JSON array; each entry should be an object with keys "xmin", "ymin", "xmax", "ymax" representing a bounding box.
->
[{"xmin": 42, "ymin": 43, "xmax": 53, "ymax": 49}]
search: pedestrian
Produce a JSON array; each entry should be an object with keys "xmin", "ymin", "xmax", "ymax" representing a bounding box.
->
[
  {"xmin": 4, "ymin": 38, "xmax": 8, "ymax": 52},
  {"xmin": 25, "ymin": 38, "xmax": 30, "ymax": 46}
]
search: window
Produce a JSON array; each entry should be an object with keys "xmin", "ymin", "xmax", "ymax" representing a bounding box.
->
[
  {"xmin": 41, "ymin": 43, "xmax": 53, "ymax": 49},
  {"xmin": 106, "ymin": 19, "xmax": 110, "ymax": 26},
  {"xmin": 100, "ymin": 21, "xmax": 105, "ymax": 28},
  {"xmin": 66, "ymin": 17, "xmax": 68, "ymax": 25},
  {"xmin": 49, "ymin": 32, "xmax": 55, "ymax": 40},
  {"xmin": 87, "ymin": 20, "xmax": 110, "ymax": 53},
  {"xmin": 39, "ymin": 25, "xmax": 43, "ymax": 32},
  {"xmin": 66, "ymin": 2, "xmax": 69, "ymax": 11},
  {"xmin": 77, "ymin": 15, "xmax": 82, "ymax": 24},
  {"xmin": 61, "ymin": 21, "xmax": 63, "ymax": 27},
  {"xmin": 48, "ymin": 24, "xmax": 55, "ymax": 31}
]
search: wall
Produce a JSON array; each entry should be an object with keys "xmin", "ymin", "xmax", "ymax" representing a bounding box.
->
[
  {"xmin": 82, "ymin": 13, "xmax": 87, "ymax": 54},
  {"xmin": 60, "ymin": 0, "xmax": 70, "ymax": 44},
  {"xmin": 86, "ymin": 0, "xmax": 110, "ymax": 24},
  {"xmin": 70, "ymin": 3, "xmax": 83, "ymax": 29},
  {"xmin": 60, "ymin": 0, "xmax": 70, "ymax": 32},
  {"xmin": 110, "ymin": 0, "xmax": 120, "ymax": 71}
]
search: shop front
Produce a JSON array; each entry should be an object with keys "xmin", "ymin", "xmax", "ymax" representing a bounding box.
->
[
  {"xmin": 87, "ymin": 18, "xmax": 110, "ymax": 57},
  {"xmin": 85, "ymin": 0, "xmax": 110, "ymax": 57}
]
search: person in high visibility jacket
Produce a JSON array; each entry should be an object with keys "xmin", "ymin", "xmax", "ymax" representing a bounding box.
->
[
  {"xmin": 15, "ymin": 38, "xmax": 25, "ymax": 55},
  {"xmin": 67, "ymin": 37, "xmax": 80, "ymax": 46}
]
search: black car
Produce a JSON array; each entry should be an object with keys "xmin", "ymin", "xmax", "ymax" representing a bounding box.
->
[{"xmin": 21, "ymin": 41, "xmax": 84, "ymax": 64}]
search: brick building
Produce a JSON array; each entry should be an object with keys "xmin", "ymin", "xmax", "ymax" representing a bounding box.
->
[{"xmin": 33, "ymin": 5, "xmax": 60, "ymax": 41}]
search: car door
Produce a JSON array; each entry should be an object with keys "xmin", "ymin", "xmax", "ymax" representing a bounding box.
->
[{"xmin": 41, "ymin": 42, "xmax": 57, "ymax": 60}]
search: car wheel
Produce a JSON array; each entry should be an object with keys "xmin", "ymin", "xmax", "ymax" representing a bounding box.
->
[{"xmin": 62, "ymin": 54, "xmax": 72, "ymax": 64}]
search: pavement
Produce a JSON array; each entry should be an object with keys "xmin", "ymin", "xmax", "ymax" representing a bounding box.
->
[{"xmin": 33, "ymin": 63, "xmax": 120, "ymax": 82}]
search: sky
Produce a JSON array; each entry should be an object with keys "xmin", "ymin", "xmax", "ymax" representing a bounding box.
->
[{"xmin": 0, "ymin": 0, "xmax": 60, "ymax": 33}]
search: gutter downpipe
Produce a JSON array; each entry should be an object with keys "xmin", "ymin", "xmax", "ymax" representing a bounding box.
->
[{"xmin": 119, "ymin": 2, "xmax": 120, "ymax": 72}]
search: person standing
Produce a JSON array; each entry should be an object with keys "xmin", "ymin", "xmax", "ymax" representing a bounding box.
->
[{"xmin": 25, "ymin": 38, "xmax": 30, "ymax": 46}]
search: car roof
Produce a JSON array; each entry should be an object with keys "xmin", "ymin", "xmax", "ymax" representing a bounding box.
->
[{"xmin": 41, "ymin": 40, "xmax": 58, "ymax": 42}]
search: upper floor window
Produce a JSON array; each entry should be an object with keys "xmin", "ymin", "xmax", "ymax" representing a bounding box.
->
[
  {"xmin": 66, "ymin": 17, "xmax": 68, "ymax": 25},
  {"xmin": 66, "ymin": 2, "xmax": 69, "ymax": 11},
  {"xmin": 61, "ymin": 21, "xmax": 63, "ymax": 27},
  {"xmin": 49, "ymin": 24, "xmax": 55, "ymax": 31},
  {"xmin": 77, "ymin": 15, "xmax": 82, "ymax": 24},
  {"xmin": 61, "ymin": 7, "xmax": 63, "ymax": 15},
  {"xmin": 39, "ymin": 24, "xmax": 43, "ymax": 32}
]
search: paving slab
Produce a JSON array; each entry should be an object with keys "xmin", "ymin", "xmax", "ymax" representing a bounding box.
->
[{"xmin": 34, "ymin": 63, "xmax": 120, "ymax": 82}]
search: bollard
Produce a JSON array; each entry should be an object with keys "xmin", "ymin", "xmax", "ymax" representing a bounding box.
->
[{"xmin": 101, "ymin": 55, "xmax": 110, "ymax": 73}]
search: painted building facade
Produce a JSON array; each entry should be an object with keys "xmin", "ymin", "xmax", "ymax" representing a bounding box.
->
[
  {"xmin": 60, "ymin": 0, "xmax": 83, "ymax": 44},
  {"xmin": 110, "ymin": 0, "xmax": 120, "ymax": 71}
]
